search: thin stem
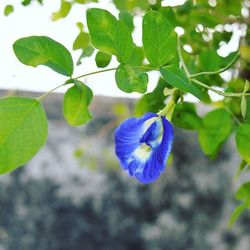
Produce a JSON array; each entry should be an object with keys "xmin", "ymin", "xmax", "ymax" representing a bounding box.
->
[
  {"xmin": 158, "ymin": 89, "xmax": 180, "ymax": 120},
  {"xmin": 74, "ymin": 67, "xmax": 117, "ymax": 80},
  {"xmin": 224, "ymin": 106, "xmax": 241, "ymax": 125},
  {"xmin": 192, "ymin": 78, "xmax": 250, "ymax": 98},
  {"xmin": 37, "ymin": 82, "xmax": 66, "ymax": 101},
  {"xmin": 177, "ymin": 37, "xmax": 190, "ymax": 77},
  {"xmin": 73, "ymin": 66, "xmax": 157, "ymax": 80},
  {"xmin": 190, "ymin": 54, "xmax": 240, "ymax": 78}
]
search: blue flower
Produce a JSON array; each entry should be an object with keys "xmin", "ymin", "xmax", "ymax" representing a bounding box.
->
[{"xmin": 114, "ymin": 112, "xmax": 174, "ymax": 184}]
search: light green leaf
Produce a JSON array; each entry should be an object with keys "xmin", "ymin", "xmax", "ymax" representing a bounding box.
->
[
  {"xmin": 234, "ymin": 160, "xmax": 248, "ymax": 180},
  {"xmin": 64, "ymin": 81, "xmax": 93, "ymax": 126},
  {"xmin": 160, "ymin": 65, "xmax": 206, "ymax": 100},
  {"xmin": 235, "ymin": 182, "xmax": 250, "ymax": 201},
  {"xmin": 142, "ymin": 10, "xmax": 177, "ymax": 67},
  {"xmin": 76, "ymin": 46, "xmax": 95, "ymax": 65},
  {"xmin": 4, "ymin": 5, "xmax": 14, "ymax": 16},
  {"xmin": 95, "ymin": 51, "xmax": 112, "ymax": 68},
  {"xmin": 198, "ymin": 109, "xmax": 232, "ymax": 156},
  {"xmin": 115, "ymin": 64, "xmax": 148, "ymax": 93},
  {"xmin": 51, "ymin": 0, "xmax": 72, "ymax": 21},
  {"xmin": 228, "ymin": 203, "xmax": 246, "ymax": 227},
  {"xmin": 75, "ymin": 0, "xmax": 98, "ymax": 3},
  {"xmin": 241, "ymin": 95, "xmax": 247, "ymax": 120},
  {"xmin": 241, "ymin": 80, "xmax": 249, "ymax": 120},
  {"xmin": 0, "ymin": 97, "xmax": 48, "ymax": 174},
  {"xmin": 13, "ymin": 36, "xmax": 74, "ymax": 76},
  {"xmin": 236, "ymin": 123, "xmax": 250, "ymax": 164},
  {"xmin": 73, "ymin": 32, "xmax": 90, "ymax": 50},
  {"xmin": 86, "ymin": 8, "xmax": 134, "ymax": 63}
]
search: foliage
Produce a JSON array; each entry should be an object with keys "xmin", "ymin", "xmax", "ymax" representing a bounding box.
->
[{"xmin": 1, "ymin": 0, "xmax": 250, "ymax": 223}]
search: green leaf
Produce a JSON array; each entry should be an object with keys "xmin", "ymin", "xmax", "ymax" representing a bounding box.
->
[
  {"xmin": 115, "ymin": 64, "xmax": 148, "ymax": 93},
  {"xmin": 0, "ymin": 97, "xmax": 48, "ymax": 174},
  {"xmin": 199, "ymin": 49, "xmax": 221, "ymax": 72},
  {"xmin": 75, "ymin": 0, "xmax": 98, "ymax": 3},
  {"xmin": 86, "ymin": 8, "xmax": 134, "ymax": 63},
  {"xmin": 113, "ymin": 0, "xmax": 149, "ymax": 11},
  {"xmin": 127, "ymin": 46, "xmax": 145, "ymax": 66},
  {"xmin": 236, "ymin": 123, "xmax": 250, "ymax": 164},
  {"xmin": 134, "ymin": 78, "xmax": 168, "ymax": 116},
  {"xmin": 241, "ymin": 95, "xmax": 247, "ymax": 120},
  {"xmin": 234, "ymin": 160, "xmax": 248, "ymax": 180},
  {"xmin": 142, "ymin": 10, "xmax": 177, "ymax": 67},
  {"xmin": 241, "ymin": 81, "xmax": 249, "ymax": 120},
  {"xmin": 172, "ymin": 102, "xmax": 202, "ymax": 130},
  {"xmin": 76, "ymin": 46, "xmax": 95, "ymax": 65},
  {"xmin": 119, "ymin": 11, "xmax": 134, "ymax": 32},
  {"xmin": 13, "ymin": 36, "xmax": 74, "ymax": 76},
  {"xmin": 95, "ymin": 51, "xmax": 112, "ymax": 68},
  {"xmin": 198, "ymin": 109, "xmax": 232, "ymax": 156},
  {"xmin": 4, "ymin": 5, "xmax": 14, "ymax": 16},
  {"xmin": 160, "ymin": 65, "xmax": 206, "ymax": 100},
  {"xmin": 73, "ymin": 32, "xmax": 90, "ymax": 51},
  {"xmin": 228, "ymin": 203, "xmax": 246, "ymax": 227},
  {"xmin": 235, "ymin": 182, "xmax": 250, "ymax": 201},
  {"xmin": 51, "ymin": 0, "xmax": 72, "ymax": 21},
  {"xmin": 64, "ymin": 81, "xmax": 93, "ymax": 126}
]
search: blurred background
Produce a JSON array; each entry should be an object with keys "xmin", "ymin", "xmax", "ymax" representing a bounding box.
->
[
  {"xmin": 1, "ymin": 0, "xmax": 250, "ymax": 249},
  {"xmin": 0, "ymin": 89, "xmax": 250, "ymax": 250}
]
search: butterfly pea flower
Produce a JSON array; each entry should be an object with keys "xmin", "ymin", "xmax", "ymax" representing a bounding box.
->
[{"xmin": 114, "ymin": 112, "xmax": 174, "ymax": 184}]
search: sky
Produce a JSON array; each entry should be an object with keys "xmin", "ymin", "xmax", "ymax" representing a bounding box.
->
[{"xmin": 0, "ymin": 0, "xmax": 187, "ymax": 98}]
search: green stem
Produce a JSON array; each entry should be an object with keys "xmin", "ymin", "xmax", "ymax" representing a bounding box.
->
[
  {"xmin": 224, "ymin": 106, "xmax": 241, "ymax": 125},
  {"xmin": 74, "ymin": 67, "xmax": 117, "ymax": 80},
  {"xmin": 158, "ymin": 90, "xmax": 180, "ymax": 120},
  {"xmin": 190, "ymin": 54, "xmax": 240, "ymax": 78},
  {"xmin": 37, "ymin": 82, "xmax": 67, "ymax": 101},
  {"xmin": 177, "ymin": 37, "xmax": 191, "ymax": 77},
  {"xmin": 191, "ymin": 78, "xmax": 250, "ymax": 97},
  {"xmin": 73, "ymin": 66, "xmax": 157, "ymax": 80}
]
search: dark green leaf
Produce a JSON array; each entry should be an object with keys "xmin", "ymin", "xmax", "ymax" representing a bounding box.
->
[
  {"xmin": 87, "ymin": 8, "xmax": 134, "ymax": 63},
  {"xmin": 142, "ymin": 10, "xmax": 177, "ymax": 67},
  {"xmin": 236, "ymin": 123, "xmax": 250, "ymax": 164},
  {"xmin": 199, "ymin": 49, "xmax": 221, "ymax": 72},
  {"xmin": 160, "ymin": 65, "xmax": 207, "ymax": 100},
  {"xmin": 134, "ymin": 78, "xmax": 168, "ymax": 116},
  {"xmin": 13, "ymin": 36, "xmax": 74, "ymax": 76},
  {"xmin": 115, "ymin": 64, "xmax": 148, "ymax": 93},
  {"xmin": 0, "ymin": 97, "xmax": 48, "ymax": 174},
  {"xmin": 172, "ymin": 102, "xmax": 202, "ymax": 130},
  {"xmin": 64, "ymin": 81, "xmax": 93, "ymax": 126},
  {"xmin": 95, "ymin": 51, "xmax": 112, "ymax": 68}
]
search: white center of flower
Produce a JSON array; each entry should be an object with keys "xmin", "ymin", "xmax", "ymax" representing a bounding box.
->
[{"xmin": 133, "ymin": 143, "xmax": 152, "ymax": 162}]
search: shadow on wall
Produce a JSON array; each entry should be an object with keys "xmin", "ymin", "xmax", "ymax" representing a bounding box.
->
[{"xmin": 0, "ymin": 91, "xmax": 250, "ymax": 250}]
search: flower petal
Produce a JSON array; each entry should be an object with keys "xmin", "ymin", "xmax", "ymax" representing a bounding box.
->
[
  {"xmin": 135, "ymin": 116, "xmax": 174, "ymax": 183},
  {"xmin": 115, "ymin": 112, "xmax": 157, "ymax": 170}
]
